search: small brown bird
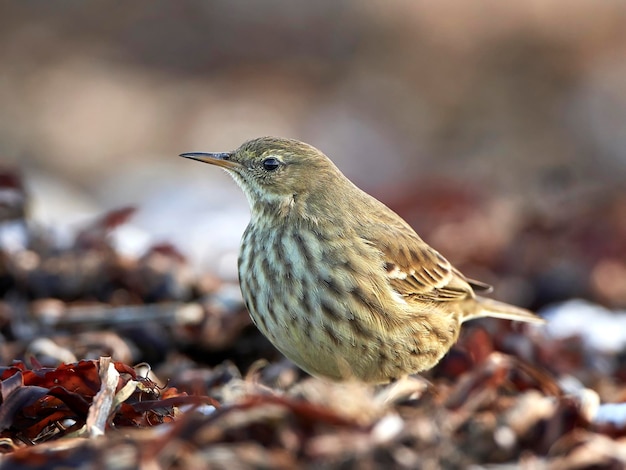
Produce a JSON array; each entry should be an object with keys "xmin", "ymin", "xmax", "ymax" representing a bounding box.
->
[{"xmin": 181, "ymin": 137, "xmax": 544, "ymax": 383}]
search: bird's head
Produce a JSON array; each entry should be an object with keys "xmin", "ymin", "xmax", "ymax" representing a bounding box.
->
[{"xmin": 180, "ymin": 137, "xmax": 346, "ymax": 215}]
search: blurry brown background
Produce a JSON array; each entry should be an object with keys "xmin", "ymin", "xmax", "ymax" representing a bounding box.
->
[
  {"xmin": 1, "ymin": 0, "xmax": 625, "ymax": 299},
  {"xmin": 2, "ymin": 4, "xmax": 626, "ymax": 464}
]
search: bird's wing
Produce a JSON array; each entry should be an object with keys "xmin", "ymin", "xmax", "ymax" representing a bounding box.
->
[
  {"xmin": 382, "ymin": 240, "xmax": 471, "ymax": 301},
  {"xmin": 362, "ymin": 217, "xmax": 489, "ymax": 302}
]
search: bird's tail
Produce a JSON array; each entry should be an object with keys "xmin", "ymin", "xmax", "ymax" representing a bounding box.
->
[{"xmin": 463, "ymin": 296, "xmax": 545, "ymax": 324}]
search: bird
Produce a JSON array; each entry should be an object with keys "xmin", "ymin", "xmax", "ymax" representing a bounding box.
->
[{"xmin": 180, "ymin": 137, "xmax": 544, "ymax": 384}]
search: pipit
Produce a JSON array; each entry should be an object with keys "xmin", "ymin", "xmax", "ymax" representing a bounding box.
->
[{"xmin": 181, "ymin": 137, "xmax": 544, "ymax": 383}]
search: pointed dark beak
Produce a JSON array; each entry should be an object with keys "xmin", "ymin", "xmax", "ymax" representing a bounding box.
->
[{"xmin": 179, "ymin": 152, "xmax": 241, "ymax": 170}]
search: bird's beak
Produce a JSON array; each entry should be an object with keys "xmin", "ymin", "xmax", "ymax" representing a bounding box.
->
[{"xmin": 179, "ymin": 152, "xmax": 241, "ymax": 170}]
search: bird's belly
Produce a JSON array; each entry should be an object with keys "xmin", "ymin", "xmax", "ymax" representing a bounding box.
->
[
  {"xmin": 238, "ymin": 255, "xmax": 354, "ymax": 379},
  {"xmin": 237, "ymin": 226, "xmax": 459, "ymax": 383}
]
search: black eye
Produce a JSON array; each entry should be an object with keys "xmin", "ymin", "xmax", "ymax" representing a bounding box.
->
[{"xmin": 262, "ymin": 157, "xmax": 281, "ymax": 171}]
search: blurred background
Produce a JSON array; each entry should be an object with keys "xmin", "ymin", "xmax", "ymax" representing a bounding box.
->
[
  {"xmin": 1, "ymin": 0, "xmax": 626, "ymax": 310},
  {"xmin": 2, "ymin": 3, "xmax": 626, "ymax": 463}
]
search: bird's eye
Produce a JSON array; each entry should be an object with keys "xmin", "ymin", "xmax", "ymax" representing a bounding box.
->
[{"xmin": 262, "ymin": 157, "xmax": 281, "ymax": 171}]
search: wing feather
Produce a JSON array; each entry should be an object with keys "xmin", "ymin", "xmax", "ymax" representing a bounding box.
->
[
  {"xmin": 354, "ymin": 198, "xmax": 542, "ymax": 324},
  {"xmin": 361, "ymin": 214, "xmax": 488, "ymax": 303}
]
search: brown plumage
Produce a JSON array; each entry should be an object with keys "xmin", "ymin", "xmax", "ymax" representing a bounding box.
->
[{"xmin": 181, "ymin": 137, "xmax": 544, "ymax": 383}]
